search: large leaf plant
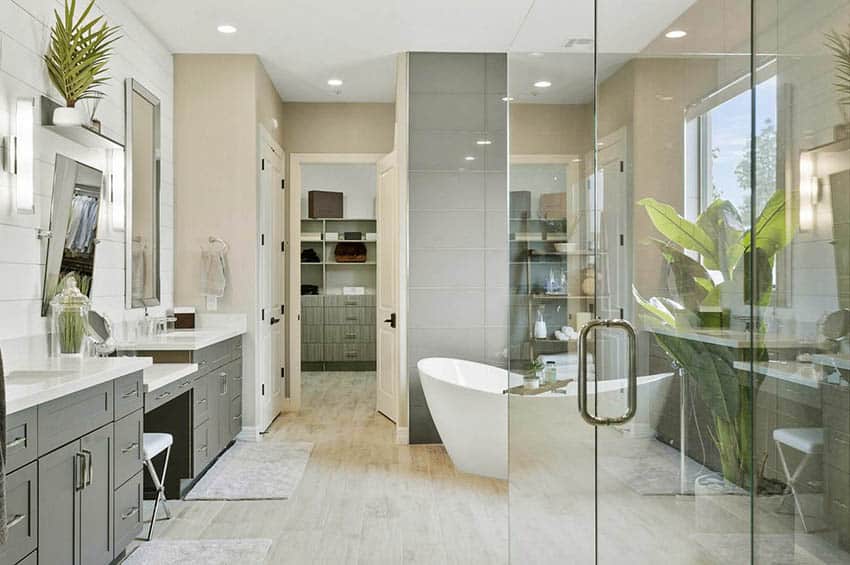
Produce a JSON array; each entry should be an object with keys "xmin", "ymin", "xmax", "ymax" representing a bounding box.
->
[
  {"xmin": 634, "ymin": 191, "xmax": 795, "ymax": 487},
  {"xmin": 44, "ymin": 0, "xmax": 121, "ymax": 108}
]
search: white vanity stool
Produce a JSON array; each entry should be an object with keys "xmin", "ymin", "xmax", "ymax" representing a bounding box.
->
[
  {"xmin": 142, "ymin": 432, "xmax": 174, "ymax": 540},
  {"xmin": 774, "ymin": 427, "xmax": 824, "ymax": 533}
]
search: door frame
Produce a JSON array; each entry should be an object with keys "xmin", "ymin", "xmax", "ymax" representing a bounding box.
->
[
  {"xmin": 287, "ymin": 152, "xmax": 386, "ymax": 412},
  {"xmin": 256, "ymin": 125, "xmax": 285, "ymax": 434},
  {"xmin": 376, "ymin": 151, "xmax": 400, "ymax": 424}
]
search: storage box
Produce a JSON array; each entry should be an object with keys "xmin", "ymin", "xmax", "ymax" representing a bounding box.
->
[
  {"xmin": 510, "ymin": 190, "xmax": 531, "ymax": 219},
  {"xmin": 308, "ymin": 191, "xmax": 343, "ymax": 218},
  {"xmin": 539, "ymin": 192, "xmax": 567, "ymax": 220}
]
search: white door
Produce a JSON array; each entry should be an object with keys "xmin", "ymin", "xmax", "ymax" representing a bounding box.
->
[
  {"xmin": 376, "ymin": 152, "xmax": 399, "ymax": 422},
  {"xmin": 258, "ymin": 137, "xmax": 284, "ymax": 432}
]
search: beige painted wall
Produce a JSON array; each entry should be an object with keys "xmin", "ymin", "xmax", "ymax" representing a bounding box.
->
[
  {"xmin": 174, "ymin": 54, "xmax": 286, "ymax": 433},
  {"xmin": 510, "ymin": 103, "xmax": 592, "ymax": 156},
  {"xmin": 279, "ymin": 103, "xmax": 395, "ymax": 156}
]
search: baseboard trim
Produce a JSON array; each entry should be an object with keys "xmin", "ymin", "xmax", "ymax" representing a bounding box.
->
[
  {"xmin": 237, "ymin": 427, "xmax": 261, "ymax": 441},
  {"xmin": 395, "ymin": 426, "xmax": 409, "ymax": 445}
]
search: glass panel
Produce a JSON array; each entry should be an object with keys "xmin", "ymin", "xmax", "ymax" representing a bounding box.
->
[
  {"xmin": 754, "ymin": 1, "xmax": 850, "ymax": 562},
  {"xmin": 507, "ymin": 2, "xmax": 596, "ymax": 561}
]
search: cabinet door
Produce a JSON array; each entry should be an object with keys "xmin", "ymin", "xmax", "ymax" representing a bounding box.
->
[
  {"xmin": 39, "ymin": 441, "xmax": 82, "ymax": 565},
  {"xmin": 80, "ymin": 425, "xmax": 114, "ymax": 565},
  {"xmin": 206, "ymin": 372, "xmax": 221, "ymax": 457},
  {"xmin": 218, "ymin": 368, "xmax": 231, "ymax": 450}
]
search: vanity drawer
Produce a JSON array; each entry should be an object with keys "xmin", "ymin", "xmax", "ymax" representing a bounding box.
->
[
  {"xmin": 230, "ymin": 336, "xmax": 243, "ymax": 360},
  {"xmin": 145, "ymin": 381, "xmax": 180, "ymax": 412},
  {"xmin": 324, "ymin": 343, "xmax": 375, "ymax": 362},
  {"xmin": 325, "ymin": 324, "xmax": 375, "ymax": 344},
  {"xmin": 193, "ymin": 421, "xmax": 211, "ymax": 474},
  {"xmin": 0, "ymin": 462, "xmax": 38, "ymax": 565},
  {"xmin": 324, "ymin": 295, "xmax": 375, "ymax": 307},
  {"xmin": 193, "ymin": 341, "xmax": 232, "ymax": 374},
  {"xmin": 228, "ymin": 360, "xmax": 243, "ymax": 400},
  {"xmin": 302, "ymin": 324, "xmax": 324, "ymax": 344},
  {"xmin": 38, "ymin": 381, "xmax": 113, "ymax": 455},
  {"xmin": 114, "ymin": 471, "xmax": 143, "ymax": 551},
  {"xmin": 828, "ymin": 429, "xmax": 850, "ymax": 474},
  {"xmin": 5, "ymin": 407, "xmax": 37, "ymax": 473},
  {"xmin": 324, "ymin": 307, "xmax": 375, "ymax": 325},
  {"xmin": 302, "ymin": 343, "xmax": 323, "ymax": 362},
  {"xmin": 115, "ymin": 409, "xmax": 144, "ymax": 487},
  {"xmin": 301, "ymin": 295, "xmax": 323, "ymax": 308},
  {"xmin": 302, "ymin": 307, "xmax": 324, "ymax": 326},
  {"xmin": 115, "ymin": 371, "xmax": 144, "ymax": 420},
  {"xmin": 193, "ymin": 373, "xmax": 210, "ymax": 427}
]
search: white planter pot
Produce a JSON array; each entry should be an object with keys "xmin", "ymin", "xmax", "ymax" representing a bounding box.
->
[
  {"xmin": 53, "ymin": 106, "xmax": 84, "ymax": 126},
  {"xmin": 523, "ymin": 376, "xmax": 540, "ymax": 390}
]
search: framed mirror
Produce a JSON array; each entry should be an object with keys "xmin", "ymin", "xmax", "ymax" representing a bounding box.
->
[
  {"xmin": 125, "ymin": 78, "xmax": 161, "ymax": 308},
  {"xmin": 41, "ymin": 155, "xmax": 104, "ymax": 315}
]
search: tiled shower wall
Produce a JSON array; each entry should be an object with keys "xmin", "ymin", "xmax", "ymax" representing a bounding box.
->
[
  {"xmin": 0, "ymin": 0, "xmax": 174, "ymax": 340},
  {"xmin": 407, "ymin": 53, "xmax": 508, "ymax": 444}
]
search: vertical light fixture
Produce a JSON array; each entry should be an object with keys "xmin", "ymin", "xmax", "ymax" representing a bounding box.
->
[
  {"xmin": 110, "ymin": 148, "xmax": 126, "ymax": 231},
  {"xmin": 7, "ymin": 98, "xmax": 35, "ymax": 214}
]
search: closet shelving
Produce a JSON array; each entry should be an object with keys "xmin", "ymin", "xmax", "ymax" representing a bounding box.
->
[{"xmin": 300, "ymin": 218, "xmax": 377, "ymax": 293}]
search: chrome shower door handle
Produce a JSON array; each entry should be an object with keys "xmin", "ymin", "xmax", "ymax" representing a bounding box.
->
[{"xmin": 578, "ymin": 318, "xmax": 637, "ymax": 426}]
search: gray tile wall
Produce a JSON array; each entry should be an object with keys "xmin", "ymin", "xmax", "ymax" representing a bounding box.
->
[{"xmin": 407, "ymin": 53, "xmax": 508, "ymax": 444}]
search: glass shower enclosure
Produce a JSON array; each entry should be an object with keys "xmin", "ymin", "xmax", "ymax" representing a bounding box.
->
[{"xmin": 507, "ymin": 0, "xmax": 850, "ymax": 562}]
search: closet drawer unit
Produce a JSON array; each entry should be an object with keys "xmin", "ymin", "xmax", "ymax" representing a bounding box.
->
[
  {"xmin": 324, "ymin": 295, "xmax": 375, "ymax": 308},
  {"xmin": 115, "ymin": 409, "xmax": 144, "ymax": 487},
  {"xmin": 193, "ymin": 421, "xmax": 211, "ymax": 473},
  {"xmin": 38, "ymin": 381, "xmax": 113, "ymax": 455},
  {"xmin": 114, "ymin": 471, "xmax": 143, "ymax": 551},
  {"xmin": 325, "ymin": 324, "xmax": 375, "ymax": 344},
  {"xmin": 5, "ymin": 407, "xmax": 37, "ymax": 473},
  {"xmin": 193, "ymin": 340, "xmax": 232, "ymax": 374},
  {"xmin": 324, "ymin": 307, "xmax": 375, "ymax": 325},
  {"xmin": 302, "ymin": 307, "xmax": 324, "ymax": 326},
  {"xmin": 302, "ymin": 343, "xmax": 324, "ymax": 362},
  {"xmin": 230, "ymin": 395, "xmax": 242, "ymax": 440},
  {"xmin": 0, "ymin": 462, "xmax": 38, "ymax": 565},
  {"xmin": 302, "ymin": 295, "xmax": 324, "ymax": 308},
  {"xmin": 302, "ymin": 324, "xmax": 324, "ymax": 344},
  {"xmin": 193, "ymin": 373, "xmax": 211, "ymax": 427},
  {"xmin": 228, "ymin": 361, "xmax": 243, "ymax": 400},
  {"xmin": 324, "ymin": 343, "xmax": 376, "ymax": 362},
  {"xmin": 114, "ymin": 371, "xmax": 144, "ymax": 419}
]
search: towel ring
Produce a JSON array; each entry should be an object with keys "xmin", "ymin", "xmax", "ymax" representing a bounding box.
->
[{"xmin": 207, "ymin": 236, "xmax": 229, "ymax": 253}]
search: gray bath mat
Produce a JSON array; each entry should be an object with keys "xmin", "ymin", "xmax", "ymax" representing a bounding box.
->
[
  {"xmin": 185, "ymin": 440, "xmax": 313, "ymax": 500},
  {"xmin": 123, "ymin": 538, "xmax": 272, "ymax": 564}
]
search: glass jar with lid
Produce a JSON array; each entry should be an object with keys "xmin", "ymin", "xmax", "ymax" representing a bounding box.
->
[{"xmin": 50, "ymin": 275, "xmax": 91, "ymax": 357}]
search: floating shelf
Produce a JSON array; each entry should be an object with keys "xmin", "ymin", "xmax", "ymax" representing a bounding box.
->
[{"xmin": 40, "ymin": 96, "xmax": 123, "ymax": 150}]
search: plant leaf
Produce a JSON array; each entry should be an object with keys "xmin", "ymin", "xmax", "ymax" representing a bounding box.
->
[
  {"xmin": 638, "ymin": 198, "xmax": 718, "ymax": 266},
  {"xmin": 651, "ymin": 238, "xmax": 714, "ymax": 310},
  {"xmin": 697, "ymin": 199, "xmax": 743, "ymax": 278}
]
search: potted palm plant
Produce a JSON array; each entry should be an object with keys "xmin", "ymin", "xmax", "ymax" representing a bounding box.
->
[
  {"xmin": 525, "ymin": 359, "xmax": 544, "ymax": 390},
  {"xmin": 44, "ymin": 0, "xmax": 120, "ymax": 126},
  {"xmin": 826, "ymin": 27, "xmax": 850, "ymax": 140}
]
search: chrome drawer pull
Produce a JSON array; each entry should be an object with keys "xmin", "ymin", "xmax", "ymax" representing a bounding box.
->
[
  {"xmin": 6, "ymin": 514, "xmax": 26, "ymax": 529},
  {"xmin": 7, "ymin": 437, "xmax": 26, "ymax": 450},
  {"xmin": 197, "ymin": 445, "xmax": 207, "ymax": 453},
  {"xmin": 156, "ymin": 391, "xmax": 172, "ymax": 400},
  {"xmin": 121, "ymin": 389, "xmax": 138, "ymax": 399},
  {"xmin": 219, "ymin": 371, "xmax": 227, "ymax": 377},
  {"xmin": 345, "ymin": 301, "xmax": 358, "ymax": 306},
  {"xmin": 198, "ymin": 398, "xmax": 208, "ymax": 405},
  {"xmin": 233, "ymin": 375, "xmax": 242, "ymax": 381},
  {"xmin": 344, "ymin": 333, "xmax": 357, "ymax": 339},
  {"xmin": 232, "ymin": 416, "xmax": 240, "ymax": 421},
  {"xmin": 121, "ymin": 506, "xmax": 139, "ymax": 520},
  {"xmin": 121, "ymin": 442, "xmax": 139, "ymax": 454}
]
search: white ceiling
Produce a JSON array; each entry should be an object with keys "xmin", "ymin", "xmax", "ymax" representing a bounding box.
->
[{"xmin": 124, "ymin": 0, "xmax": 699, "ymax": 103}]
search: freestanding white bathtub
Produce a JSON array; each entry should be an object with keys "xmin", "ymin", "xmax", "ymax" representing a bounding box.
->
[{"xmin": 417, "ymin": 357, "xmax": 673, "ymax": 479}]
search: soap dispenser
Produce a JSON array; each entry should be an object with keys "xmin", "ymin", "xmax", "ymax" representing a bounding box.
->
[{"xmin": 534, "ymin": 306, "xmax": 548, "ymax": 339}]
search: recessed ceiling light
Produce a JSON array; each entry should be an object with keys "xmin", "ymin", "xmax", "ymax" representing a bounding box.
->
[
  {"xmin": 217, "ymin": 24, "xmax": 237, "ymax": 34},
  {"xmin": 533, "ymin": 80, "xmax": 552, "ymax": 88},
  {"xmin": 476, "ymin": 139, "xmax": 492, "ymax": 145},
  {"xmin": 501, "ymin": 96, "xmax": 514, "ymax": 102},
  {"xmin": 327, "ymin": 78, "xmax": 343, "ymax": 87},
  {"xmin": 464, "ymin": 156, "xmax": 476, "ymax": 161},
  {"xmin": 665, "ymin": 30, "xmax": 687, "ymax": 39}
]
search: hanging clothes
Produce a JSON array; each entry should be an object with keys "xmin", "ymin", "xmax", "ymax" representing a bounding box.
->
[
  {"xmin": 65, "ymin": 194, "xmax": 99, "ymax": 253},
  {"xmin": 132, "ymin": 237, "xmax": 146, "ymax": 301}
]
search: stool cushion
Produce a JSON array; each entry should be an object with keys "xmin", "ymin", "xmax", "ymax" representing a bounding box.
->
[
  {"xmin": 143, "ymin": 432, "xmax": 174, "ymax": 460},
  {"xmin": 773, "ymin": 427, "xmax": 824, "ymax": 454}
]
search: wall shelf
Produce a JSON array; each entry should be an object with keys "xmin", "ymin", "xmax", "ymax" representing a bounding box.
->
[{"xmin": 40, "ymin": 95, "xmax": 123, "ymax": 150}]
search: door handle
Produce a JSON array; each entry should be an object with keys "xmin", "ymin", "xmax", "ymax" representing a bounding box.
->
[
  {"xmin": 577, "ymin": 318, "xmax": 637, "ymax": 426},
  {"xmin": 270, "ymin": 316, "xmax": 281, "ymax": 325},
  {"xmin": 383, "ymin": 313, "xmax": 397, "ymax": 329},
  {"xmin": 75, "ymin": 452, "xmax": 86, "ymax": 491},
  {"xmin": 82, "ymin": 449, "xmax": 93, "ymax": 486}
]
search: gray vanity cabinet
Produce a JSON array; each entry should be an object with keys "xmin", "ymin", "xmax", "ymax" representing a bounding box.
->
[
  {"xmin": 38, "ymin": 424, "xmax": 114, "ymax": 565},
  {"xmin": 0, "ymin": 463, "xmax": 38, "ymax": 565}
]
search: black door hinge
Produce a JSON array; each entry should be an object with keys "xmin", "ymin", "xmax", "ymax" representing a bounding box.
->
[
  {"xmin": 281, "ymin": 367, "xmax": 285, "ymax": 380},
  {"xmin": 281, "ymin": 179, "xmax": 285, "ymax": 190},
  {"xmin": 619, "ymin": 307, "xmax": 624, "ymax": 319},
  {"xmin": 261, "ymin": 158, "xmax": 265, "ymax": 170},
  {"xmin": 619, "ymin": 234, "xmax": 624, "ymax": 246},
  {"xmin": 262, "ymin": 384, "xmax": 265, "ymax": 395},
  {"xmin": 281, "ymin": 304, "xmax": 285, "ymax": 315},
  {"xmin": 261, "ymin": 234, "xmax": 265, "ymax": 246},
  {"xmin": 281, "ymin": 241, "xmax": 285, "ymax": 252},
  {"xmin": 619, "ymin": 160, "xmax": 624, "ymax": 173},
  {"xmin": 261, "ymin": 308, "xmax": 265, "ymax": 321}
]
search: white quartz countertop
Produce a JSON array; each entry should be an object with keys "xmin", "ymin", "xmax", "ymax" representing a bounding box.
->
[
  {"xmin": 733, "ymin": 360, "xmax": 823, "ymax": 389},
  {"xmin": 5, "ymin": 356, "xmax": 153, "ymax": 415},
  {"xmin": 115, "ymin": 327, "xmax": 245, "ymax": 352},
  {"xmin": 143, "ymin": 363, "xmax": 199, "ymax": 393}
]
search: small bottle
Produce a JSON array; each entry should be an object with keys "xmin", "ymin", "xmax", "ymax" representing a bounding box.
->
[
  {"xmin": 543, "ymin": 361, "xmax": 557, "ymax": 385},
  {"xmin": 534, "ymin": 306, "xmax": 548, "ymax": 339}
]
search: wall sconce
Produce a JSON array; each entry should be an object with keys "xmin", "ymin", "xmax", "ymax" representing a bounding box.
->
[
  {"xmin": 109, "ymin": 148, "xmax": 125, "ymax": 231},
  {"xmin": 3, "ymin": 98, "xmax": 35, "ymax": 214}
]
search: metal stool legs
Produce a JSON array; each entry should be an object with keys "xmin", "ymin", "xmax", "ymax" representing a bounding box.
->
[
  {"xmin": 144, "ymin": 443, "xmax": 172, "ymax": 541},
  {"xmin": 775, "ymin": 439, "xmax": 815, "ymax": 533}
]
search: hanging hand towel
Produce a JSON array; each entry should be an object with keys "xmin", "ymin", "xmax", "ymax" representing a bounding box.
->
[{"xmin": 201, "ymin": 248, "xmax": 227, "ymax": 298}]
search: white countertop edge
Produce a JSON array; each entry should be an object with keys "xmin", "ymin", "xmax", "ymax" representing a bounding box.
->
[
  {"xmin": 7, "ymin": 357, "xmax": 153, "ymax": 415},
  {"xmin": 114, "ymin": 327, "xmax": 245, "ymax": 351},
  {"xmin": 143, "ymin": 363, "xmax": 199, "ymax": 393},
  {"xmin": 732, "ymin": 360, "xmax": 822, "ymax": 389}
]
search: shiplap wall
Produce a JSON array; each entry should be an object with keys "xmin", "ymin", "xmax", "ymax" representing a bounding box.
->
[{"xmin": 0, "ymin": 0, "xmax": 173, "ymax": 340}]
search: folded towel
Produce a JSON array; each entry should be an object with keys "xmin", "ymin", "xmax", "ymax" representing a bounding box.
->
[{"xmin": 1, "ymin": 347, "xmax": 6, "ymax": 545}]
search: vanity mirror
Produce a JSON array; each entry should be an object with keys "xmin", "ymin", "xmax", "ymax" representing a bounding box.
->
[
  {"xmin": 125, "ymin": 78, "xmax": 161, "ymax": 308},
  {"xmin": 41, "ymin": 155, "xmax": 104, "ymax": 315}
]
